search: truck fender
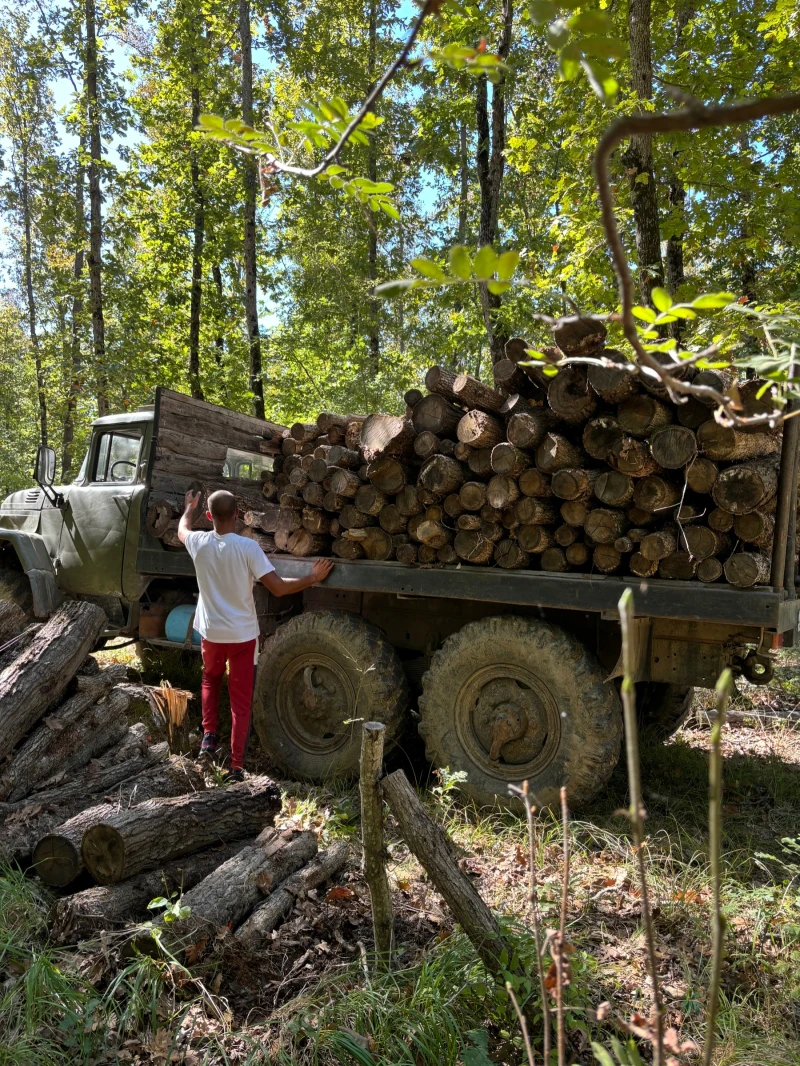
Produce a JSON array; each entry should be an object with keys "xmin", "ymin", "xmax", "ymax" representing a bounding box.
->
[{"xmin": 0, "ymin": 529, "xmax": 62, "ymax": 618}]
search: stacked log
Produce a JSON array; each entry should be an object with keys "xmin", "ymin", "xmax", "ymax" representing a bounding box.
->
[{"xmin": 142, "ymin": 351, "xmax": 789, "ymax": 588}]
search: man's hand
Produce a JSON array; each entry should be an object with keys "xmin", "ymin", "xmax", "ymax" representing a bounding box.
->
[
  {"xmin": 184, "ymin": 489, "xmax": 202, "ymax": 515},
  {"xmin": 310, "ymin": 559, "xmax": 335, "ymax": 584}
]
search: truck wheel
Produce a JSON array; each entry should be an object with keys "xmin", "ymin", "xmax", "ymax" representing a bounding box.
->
[
  {"xmin": 418, "ymin": 616, "xmax": 623, "ymax": 811},
  {"xmin": 253, "ymin": 610, "xmax": 409, "ymax": 781},
  {"xmin": 637, "ymin": 683, "xmax": 694, "ymax": 738},
  {"xmin": 0, "ymin": 566, "xmax": 33, "ymax": 619}
]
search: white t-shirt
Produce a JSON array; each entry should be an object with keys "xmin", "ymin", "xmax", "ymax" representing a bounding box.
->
[{"xmin": 184, "ymin": 531, "xmax": 273, "ymax": 643}]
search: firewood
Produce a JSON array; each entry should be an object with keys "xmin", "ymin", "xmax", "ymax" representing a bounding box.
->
[
  {"xmin": 480, "ymin": 504, "xmax": 503, "ymax": 523},
  {"xmin": 594, "ymin": 470, "xmax": 635, "ymax": 508},
  {"xmin": 261, "ymin": 479, "xmax": 278, "ymax": 501},
  {"xmin": 453, "ymin": 442, "xmax": 473, "ymax": 462},
  {"xmin": 685, "ymin": 457, "xmax": 719, "ymax": 494},
  {"xmin": 547, "ymin": 367, "xmax": 597, "ymax": 423},
  {"xmin": 343, "ymin": 527, "xmax": 394, "ymax": 560},
  {"xmin": 305, "ymin": 461, "xmax": 328, "ymax": 483},
  {"xmin": 502, "ymin": 510, "xmax": 519, "ymax": 531},
  {"xmin": 733, "ymin": 511, "xmax": 774, "ymax": 550},
  {"xmin": 0, "ymin": 602, "xmax": 106, "ymax": 761},
  {"xmin": 415, "ymin": 520, "xmax": 452, "ymax": 550},
  {"xmin": 243, "ymin": 505, "xmax": 280, "ymax": 533},
  {"xmin": 740, "ymin": 378, "xmax": 780, "ymax": 421},
  {"xmin": 329, "ymin": 468, "xmax": 362, "ymax": 498},
  {"xmin": 404, "ymin": 388, "xmax": 423, "ymax": 408},
  {"xmin": 412, "ymin": 394, "xmax": 464, "ymax": 438},
  {"xmin": 618, "ymin": 395, "xmax": 672, "ymax": 438},
  {"xmin": 317, "ymin": 412, "xmax": 367, "ymax": 433},
  {"xmin": 395, "ymin": 543, "xmax": 418, "ymax": 564},
  {"xmin": 287, "ymin": 530, "xmax": 329, "ymax": 557},
  {"xmin": 393, "ymin": 484, "xmax": 422, "ymax": 516},
  {"xmin": 457, "ymin": 410, "xmax": 505, "ymax": 449},
  {"xmin": 443, "ymin": 493, "xmax": 464, "ymax": 519},
  {"xmin": 506, "ymin": 409, "xmax": 556, "ymax": 450},
  {"xmin": 500, "ymin": 393, "xmax": 535, "ymax": 418},
  {"xmin": 332, "ymin": 537, "xmax": 365, "ymax": 560},
  {"xmin": 711, "ymin": 457, "xmax": 780, "ymax": 514},
  {"xmin": 413, "ymin": 431, "xmax": 440, "ymax": 461},
  {"xmin": 459, "ymin": 481, "xmax": 487, "ymax": 511},
  {"xmin": 514, "ymin": 498, "xmax": 558, "ymax": 525},
  {"xmin": 630, "ymin": 552, "xmax": 658, "ymax": 577},
  {"xmin": 672, "ymin": 396, "xmax": 709, "ymax": 431},
  {"xmin": 587, "ymin": 348, "xmax": 637, "ymax": 403},
  {"xmin": 302, "ymin": 481, "xmax": 326, "ymax": 508},
  {"xmin": 281, "ymin": 437, "xmax": 298, "ymax": 457},
  {"xmin": 427, "ymin": 366, "xmax": 505, "ymax": 414},
  {"xmin": 354, "ymin": 484, "xmax": 387, "ymax": 517},
  {"xmin": 360, "ymin": 414, "xmax": 415, "ymax": 461},
  {"xmin": 565, "ymin": 542, "xmax": 590, "ymax": 567},
  {"xmin": 560, "ymin": 500, "xmax": 592, "ymax": 527},
  {"xmin": 146, "ymin": 498, "xmax": 177, "ymax": 537},
  {"xmin": 626, "ymin": 506, "xmax": 657, "ymax": 526},
  {"xmin": 492, "ymin": 358, "xmax": 530, "ymax": 395},
  {"xmin": 614, "ymin": 536, "xmax": 634, "ymax": 553},
  {"xmin": 367, "ymin": 457, "xmax": 410, "ymax": 495},
  {"xmin": 659, "ymin": 552, "xmax": 698, "ymax": 580},
  {"xmin": 697, "ymin": 557, "xmax": 724, "ymax": 583},
  {"xmin": 415, "ymin": 454, "xmax": 464, "ymax": 498},
  {"xmin": 338, "ymin": 505, "xmax": 376, "ymax": 530},
  {"xmin": 33, "ymin": 757, "xmax": 206, "ymax": 887},
  {"xmin": 278, "ymin": 490, "xmax": 303, "ymax": 511},
  {"xmin": 301, "ymin": 508, "xmax": 331, "ymax": 535},
  {"xmin": 536, "ymin": 433, "xmax": 583, "ymax": 474},
  {"xmin": 584, "ymin": 508, "xmax": 627, "ymax": 545},
  {"xmin": 649, "ymin": 425, "xmax": 698, "ymax": 469},
  {"xmin": 552, "ymin": 315, "xmax": 607, "ymax": 357},
  {"xmin": 418, "ymin": 545, "xmax": 438, "ymax": 563},
  {"xmin": 454, "ymin": 530, "xmax": 495, "ymax": 564},
  {"xmin": 241, "ymin": 529, "xmax": 277, "ymax": 553},
  {"xmin": 518, "ymin": 468, "xmax": 552, "ymax": 498},
  {"xmin": 407, "ymin": 514, "xmax": 424, "ymax": 542},
  {"xmin": 683, "ymin": 525, "xmax": 729, "ymax": 560},
  {"xmin": 437, "ymin": 543, "xmax": 458, "ymax": 564},
  {"xmin": 322, "ymin": 491, "xmax": 346, "ymax": 513},
  {"xmin": 378, "ymin": 505, "xmax": 408, "ymax": 535},
  {"xmin": 457, "ymin": 514, "xmax": 481, "ymax": 531},
  {"xmin": 697, "ymin": 422, "xmax": 782, "ymax": 461},
  {"xmin": 608, "ymin": 436, "xmax": 661, "ymax": 478},
  {"xmin": 516, "ymin": 525, "xmax": 553, "ymax": 554},
  {"xmin": 633, "ymin": 475, "xmax": 681, "ymax": 513},
  {"xmin": 81, "ymin": 777, "xmax": 282, "ymax": 885},
  {"xmin": 467, "ymin": 448, "xmax": 494, "ymax": 479},
  {"xmin": 640, "ymin": 528, "xmax": 679, "ymax": 561},
  {"xmin": 541, "ymin": 547, "xmax": 569, "ymax": 571},
  {"xmin": 582, "ymin": 416, "xmax": 624, "ymax": 461},
  {"xmin": 692, "ymin": 368, "xmax": 737, "ymax": 404},
  {"xmin": 328, "ymin": 446, "xmax": 362, "ymax": 469},
  {"xmin": 486, "ymin": 475, "xmax": 520, "ymax": 510},
  {"xmin": 300, "ymin": 455, "xmax": 316, "ymax": 472},
  {"xmin": 554, "ymin": 524, "xmax": 578, "ymax": 547},
  {"xmin": 495, "ymin": 539, "xmax": 531, "ymax": 569},
  {"xmin": 283, "ymin": 455, "xmax": 302, "ymax": 475},
  {"xmin": 593, "ymin": 544, "xmax": 623, "ymax": 573},
  {"xmin": 490, "ymin": 443, "xmax": 530, "ymax": 477},
  {"xmin": 290, "ymin": 423, "xmax": 319, "ymax": 443},
  {"xmin": 551, "ymin": 467, "xmax": 600, "ymax": 501}
]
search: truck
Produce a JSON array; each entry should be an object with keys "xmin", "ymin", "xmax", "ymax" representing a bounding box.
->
[{"xmin": 2, "ymin": 387, "xmax": 798, "ymax": 809}]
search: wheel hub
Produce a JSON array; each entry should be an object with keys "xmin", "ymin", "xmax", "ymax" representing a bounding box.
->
[
  {"xmin": 276, "ymin": 653, "xmax": 355, "ymax": 754},
  {"xmin": 456, "ymin": 664, "xmax": 561, "ymax": 781}
]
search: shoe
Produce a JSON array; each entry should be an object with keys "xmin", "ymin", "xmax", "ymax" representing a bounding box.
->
[
  {"xmin": 225, "ymin": 768, "xmax": 245, "ymax": 784},
  {"xmin": 200, "ymin": 732, "xmax": 218, "ymax": 758}
]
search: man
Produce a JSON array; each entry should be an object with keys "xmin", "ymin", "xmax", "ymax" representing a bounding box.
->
[{"xmin": 179, "ymin": 488, "xmax": 334, "ymax": 780}]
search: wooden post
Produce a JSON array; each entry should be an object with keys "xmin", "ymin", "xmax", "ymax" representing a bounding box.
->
[
  {"xmin": 382, "ymin": 769, "xmax": 537, "ymax": 1030},
  {"xmin": 360, "ymin": 721, "xmax": 393, "ymax": 966}
]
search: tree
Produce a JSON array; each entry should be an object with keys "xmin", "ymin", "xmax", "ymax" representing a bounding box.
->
[
  {"xmin": 83, "ymin": 0, "xmax": 107, "ymax": 412},
  {"xmin": 239, "ymin": 0, "xmax": 264, "ymax": 417}
]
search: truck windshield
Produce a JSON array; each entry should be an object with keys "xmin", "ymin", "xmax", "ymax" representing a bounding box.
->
[
  {"xmin": 223, "ymin": 447, "xmax": 273, "ymax": 479},
  {"xmin": 94, "ymin": 432, "xmax": 142, "ymax": 483}
]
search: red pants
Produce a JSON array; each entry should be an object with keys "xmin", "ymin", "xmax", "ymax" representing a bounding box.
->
[{"xmin": 200, "ymin": 638, "xmax": 256, "ymax": 770}]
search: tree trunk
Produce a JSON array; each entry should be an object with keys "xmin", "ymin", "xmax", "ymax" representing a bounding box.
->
[
  {"xmin": 212, "ymin": 263, "xmax": 225, "ymax": 363},
  {"xmin": 33, "ymin": 757, "xmax": 206, "ymax": 887},
  {"xmin": 188, "ymin": 78, "xmax": 205, "ymax": 400},
  {"xmin": 475, "ymin": 0, "xmax": 514, "ymax": 362},
  {"xmin": 625, "ymin": 0, "xmax": 663, "ymax": 302},
  {"xmin": 62, "ymin": 133, "xmax": 87, "ymax": 477},
  {"xmin": 19, "ymin": 145, "xmax": 47, "ymax": 448},
  {"xmin": 81, "ymin": 776, "xmax": 282, "ymax": 883},
  {"xmin": 239, "ymin": 0, "xmax": 264, "ymax": 418},
  {"xmin": 0, "ymin": 601, "xmax": 106, "ymax": 760},
  {"xmin": 51, "ymin": 838, "xmax": 251, "ymax": 943},
  {"xmin": 0, "ymin": 669, "xmax": 130, "ymax": 802},
  {"xmin": 0, "ymin": 601, "xmax": 25, "ymax": 644},
  {"xmin": 84, "ymin": 0, "xmax": 107, "ymax": 413},
  {"xmin": 234, "ymin": 841, "xmax": 349, "ymax": 949}
]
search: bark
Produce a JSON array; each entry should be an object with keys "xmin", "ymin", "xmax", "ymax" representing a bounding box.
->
[
  {"xmin": 547, "ymin": 367, "xmax": 598, "ymax": 424},
  {"xmin": 360, "ymin": 415, "xmax": 416, "ymax": 460},
  {"xmin": 0, "ymin": 669, "xmax": 129, "ymax": 802},
  {"xmin": 609, "ymin": 436, "xmax": 661, "ymax": 478},
  {"xmin": 20, "ymin": 144, "xmax": 47, "ymax": 447},
  {"xmin": 582, "ymin": 416, "xmax": 624, "ymax": 461},
  {"xmin": 239, "ymin": 0, "xmax": 264, "ymax": 418},
  {"xmin": 62, "ymin": 134, "xmax": 86, "ymax": 477},
  {"xmin": 84, "ymin": 0, "xmax": 107, "ymax": 413},
  {"xmin": 367, "ymin": 458, "xmax": 411, "ymax": 495},
  {"xmin": 633, "ymin": 474, "xmax": 681, "ymax": 512},
  {"xmin": 697, "ymin": 422, "xmax": 782, "ymax": 462},
  {"xmin": 338, "ymin": 505, "xmax": 376, "ymax": 530},
  {"xmin": 587, "ymin": 349, "xmax": 638, "ymax": 404},
  {"xmin": 625, "ymin": 0, "xmax": 664, "ymax": 302},
  {"xmin": 188, "ymin": 78, "xmax": 205, "ymax": 400},
  {"xmin": 81, "ymin": 776, "xmax": 282, "ymax": 884},
  {"xmin": 418, "ymin": 455, "xmax": 465, "ymax": 497},
  {"xmin": 51, "ymin": 839, "xmax": 251, "ymax": 943},
  {"xmin": 234, "ymin": 841, "xmax": 349, "ymax": 950},
  {"xmin": 551, "ymin": 467, "xmax": 600, "ymax": 502},
  {"xmin": 506, "ymin": 409, "xmax": 556, "ymax": 451},
  {"xmin": 0, "ymin": 601, "xmax": 106, "ymax": 760},
  {"xmin": 492, "ymin": 359, "xmax": 530, "ymax": 396},
  {"xmin": 33, "ymin": 757, "xmax": 206, "ymax": 887},
  {"xmin": 618, "ymin": 395, "xmax": 672, "ymax": 438},
  {"xmin": 536, "ymin": 433, "xmax": 583, "ymax": 474},
  {"xmin": 584, "ymin": 509, "xmax": 628, "ymax": 545},
  {"xmin": 359, "ymin": 722, "xmax": 392, "ymax": 962},
  {"xmin": 724, "ymin": 551, "xmax": 771, "ymax": 588},
  {"xmin": 711, "ymin": 458, "xmax": 780, "ymax": 514},
  {"xmin": 733, "ymin": 511, "xmax": 774, "ymax": 550},
  {"xmin": 0, "ymin": 601, "xmax": 25, "ymax": 643},
  {"xmin": 241, "ymin": 530, "xmax": 277, "ymax": 553},
  {"xmin": 475, "ymin": 0, "xmax": 514, "ymax": 363}
]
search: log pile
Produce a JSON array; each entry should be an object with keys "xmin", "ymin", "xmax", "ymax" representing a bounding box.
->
[
  {"xmin": 0, "ymin": 598, "xmax": 349, "ymax": 948},
  {"xmin": 143, "ymin": 353, "xmax": 793, "ymax": 588}
]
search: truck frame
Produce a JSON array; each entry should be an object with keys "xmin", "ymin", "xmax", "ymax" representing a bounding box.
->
[{"xmin": 2, "ymin": 387, "xmax": 798, "ymax": 809}]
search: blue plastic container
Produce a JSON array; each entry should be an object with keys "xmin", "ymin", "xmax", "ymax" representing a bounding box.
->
[{"xmin": 165, "ymin": 604, "xmax": 201, "ymax": 645}]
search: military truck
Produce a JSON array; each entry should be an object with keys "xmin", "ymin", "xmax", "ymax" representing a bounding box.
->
[{"xmin": 1, "ymin": 387, "xmax": 797, "ymax": 809}]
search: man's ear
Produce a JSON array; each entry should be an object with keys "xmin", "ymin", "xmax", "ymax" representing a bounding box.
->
[{"xmin": 206, "ymin": 510, "xmax": 213, "ymax": 521}]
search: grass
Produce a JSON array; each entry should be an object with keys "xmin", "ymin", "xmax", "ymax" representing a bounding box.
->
[{"xmin": 3, "ymin": 645, "xmax": 798, "ymax": 1065}]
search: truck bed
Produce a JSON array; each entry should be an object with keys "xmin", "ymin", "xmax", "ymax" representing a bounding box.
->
[{"xmin": 135, "ymin": 546, "xmax": 800, "ymax": 631}]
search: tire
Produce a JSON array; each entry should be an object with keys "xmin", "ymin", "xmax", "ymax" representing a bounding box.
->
[
  {"xmin": 637, "ymin": 683, "xmax": 694, "ymax": 738},
  {"xmin": 418, "ymin": 616, "xmax": 623, "ymax": 811},
  {"xmin": 0, "ymin": 566, "xmax": 33, "ymax": 620},
  {"xmin": 252, "ymin": 610, "xmax": 409, "ymax": 781}
]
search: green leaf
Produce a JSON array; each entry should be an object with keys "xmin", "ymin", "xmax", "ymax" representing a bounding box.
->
[
  {"xmin": 523, "ymin": 349, "xmax": 548, "ymax": 360},
  {"xmin": 692, "ymin": 292, "xmax": 736, "ymax": 308},
  {"xmin": 547, "ymin": 19, "xmax": 571, "ymax": 48},
  {"xmin": 147, "ymin": 897, "xmax": 170, "ymax": 910},
  {"xmin": 634, "ymin": 171, "xmax": 649, "ymax": 185},
  {"xmin": 449, "ymin": 245, "xmax": 472, "ymax": 280},
  {"xmin": 651, "ymin": 287, "xmax": 673, "ymax": 312},
  {"xmin": 560, "ymin": 54, "xmax": 582, "ymax": 80},
  {"xmin": 543, "ymin": 365, "xmax": 559, "ymax": 376},
  {"xmin": 580, "ymin": 35, "xmax": 626, "ymax": 60},
  {"xmin": 567, "ymin": 10, "xmax": 613, "ymax": 32},
  {"xmin": 632, "ymin": 306, "xmax": 656, "ymax": 323},
  {"xmin": 374, "ymin": 279, "xmax": 418, "ymax": 298},
  {"xmin": 496, "ymin": 250, "xmax": 520, "ymax": 281},
  {"xmin": 411, "ymin": 257, "xmax": 446, "ymax": 281},
  {"xmin": 488, "ymin": 280, "xmax": 512, "ymax": 295},
  {"xmin": 669, "ymin": 306, "xmax": 697, "ymax": 320},
  {"xmin": 379, "ymin": 200, "xmax": 400, "ymax": 221},
  {"xmin": 324, "ymin": 165, "xmax": 347, "ymax": 176},
  {"xmin": 473, "ymin": 245, "xmax": 498, "ymax": 280},
  {"xmin": 591, "ymin": 1045, "xmax": 617, "ymax": 1066},
  {"xmin": 609, "ymin": 1036, "xmax": 632, "ymax": 1065},
  {"xmin": 529, "ymin": 0, "xmax": 558, "ymax": 24}
]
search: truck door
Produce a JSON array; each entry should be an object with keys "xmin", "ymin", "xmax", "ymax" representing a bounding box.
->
[{"xmin": 56, "ymin": 426, "xmax": 146, "ymax": 597}]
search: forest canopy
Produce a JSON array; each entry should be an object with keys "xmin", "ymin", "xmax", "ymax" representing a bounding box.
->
[{"xmin": 0, "ymin": 0, "xmax": 798, "ymax": 493}]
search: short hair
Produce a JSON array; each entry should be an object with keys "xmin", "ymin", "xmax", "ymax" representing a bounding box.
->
[{"xmin": 208, "ymin": 490, "xmax": 237, "ymax": 521}]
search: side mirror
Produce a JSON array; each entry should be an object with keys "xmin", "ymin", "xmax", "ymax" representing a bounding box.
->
[{"xmin": 35, "ymin": 444, "xmax": 56, "ymax": 487}]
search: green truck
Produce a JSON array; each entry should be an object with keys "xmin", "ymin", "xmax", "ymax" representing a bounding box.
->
[{"xmin": 2, "ymin": 387, "xmax": 797, "ymax": 809}]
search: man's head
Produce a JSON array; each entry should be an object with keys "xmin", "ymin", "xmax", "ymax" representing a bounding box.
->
[{"xmin": 207, "ymin": 489, "xmax": 237, "ymax": 530}]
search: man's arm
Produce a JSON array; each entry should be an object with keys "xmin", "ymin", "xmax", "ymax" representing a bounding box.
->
[
  {"xmin": 178, "ymin": 490, "xmax": 203, "ymax": 545},
  {"xmin": 260, "ymin": 558, "xmax": 334, "ymax": 596}
]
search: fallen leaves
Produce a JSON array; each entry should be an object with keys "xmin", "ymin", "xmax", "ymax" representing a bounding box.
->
[{"xmin": 325, "ymin": 884, "xmax": 354, "ymax": 902}]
